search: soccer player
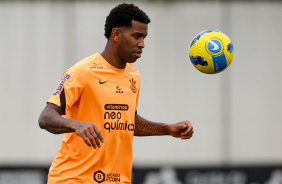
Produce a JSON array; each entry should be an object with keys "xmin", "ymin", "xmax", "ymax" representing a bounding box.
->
[{"xmin": 38, "ymin": 3, "xmax": 194, "ymax": 184}]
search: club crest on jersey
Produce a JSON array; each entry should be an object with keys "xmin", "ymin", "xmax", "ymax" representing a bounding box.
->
[
  {"xmin": 130, "ymin": 78, "xmax": 137, "ymax": 93},
  {"xmin": 52, "ymin": 74, "xmax": 70, "ymax": 96}
]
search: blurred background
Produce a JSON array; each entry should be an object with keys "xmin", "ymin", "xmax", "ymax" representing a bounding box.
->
[{"xmin": 1, "ymin": 0, "xmax": 282, "ymax": 183}]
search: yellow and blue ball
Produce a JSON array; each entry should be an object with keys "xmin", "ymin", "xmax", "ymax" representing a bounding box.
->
[{"xmin": 189, "ymin": 30, "xmax": 234, "ymax": 74}]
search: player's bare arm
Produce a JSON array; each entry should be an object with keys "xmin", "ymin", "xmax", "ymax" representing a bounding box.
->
[
  {"xmin": 134, "ymin": 113, "xmax": 168, "ymax": 136},
  {"xmin": 39, "ymin": 103, "xmax": 104, "ymax": 149},
  {"xmin": 134, "ymin": 113, "xmax": 194, "ymax": 139}
]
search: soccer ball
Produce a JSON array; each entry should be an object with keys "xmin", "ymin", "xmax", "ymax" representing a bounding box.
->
[{"xmin": 189, "ymin": 30, "xmax": 234, "ymax": 74}]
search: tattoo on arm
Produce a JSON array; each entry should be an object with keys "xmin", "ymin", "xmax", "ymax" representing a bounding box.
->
[
  {"xmin": 39, "ymin": 104, "xmax": 78, "ymax": 134},
  {"xmin": 134, "ymin": 114, "xmax": 168, "ymax": 136},
  {"xmin": 41, "ymin": 114, "xmax": 74, "ymax": 134}
]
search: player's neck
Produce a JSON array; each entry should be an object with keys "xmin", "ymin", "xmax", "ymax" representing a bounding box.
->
[{"xmin": 101, "ymin": 45, "xmax": 127, "ymax": 69}]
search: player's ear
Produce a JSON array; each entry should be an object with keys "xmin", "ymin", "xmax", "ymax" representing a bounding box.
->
[{"xmin": 111, "ymin": 28, "xmax": 122, "ymax": 42}]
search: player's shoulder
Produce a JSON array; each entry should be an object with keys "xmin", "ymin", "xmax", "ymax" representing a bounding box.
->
[{"xmin": 69, "ymin": 53, "xmax": 101, "ymax": 73}]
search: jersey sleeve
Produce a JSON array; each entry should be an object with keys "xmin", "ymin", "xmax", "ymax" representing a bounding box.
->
[{"xmin": 48, "ymin": 63, "xmax": 85, "ymax": 114}]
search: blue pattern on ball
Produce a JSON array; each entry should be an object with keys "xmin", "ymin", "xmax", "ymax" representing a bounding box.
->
[
  {"xmin": 212, "ymin": 52, "xmax": 227, "ymax": 72},
  {"xmin": 190, "ymin": 30, "xmax": 222, "ymax": 47},
  {"xmin": 190, "ymin": 56, "xmax": 208, "ymax": 66},
  {"xmin": 190, "ymin": 31, "xmax": 207, "ymax": 47},
  {"xmin": 228, "ymin": 42, "xmax": 234, "ymax": 53}
]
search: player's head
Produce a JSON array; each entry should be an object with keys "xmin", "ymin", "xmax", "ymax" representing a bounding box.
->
[{"xmin": 104, "ymin": 3, "xmax": 151, "ymax": 39}]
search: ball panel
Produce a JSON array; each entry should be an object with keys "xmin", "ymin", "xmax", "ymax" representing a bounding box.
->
[{"xmin": 212, "ymin": 52, "xmax": 227, "ymax": 73}]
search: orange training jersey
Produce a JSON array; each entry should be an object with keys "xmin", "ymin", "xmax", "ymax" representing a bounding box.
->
[{"xmin": 47, "ymin": 53, "xmax": 140, "ymax": 184}]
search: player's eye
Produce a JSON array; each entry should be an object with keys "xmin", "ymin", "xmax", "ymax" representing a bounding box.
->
[{"xmin": 135, "ymin": 34, "xmax": 147, "ymax": 40}]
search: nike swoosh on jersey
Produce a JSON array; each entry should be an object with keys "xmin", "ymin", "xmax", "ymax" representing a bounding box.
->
[
  {"xmin": 99, "ymin": 81, "xmax": 108, "ymax": 84},
  {"xmin": 202, "ymin": 36, "xmax": 219, "ymax": 50}
]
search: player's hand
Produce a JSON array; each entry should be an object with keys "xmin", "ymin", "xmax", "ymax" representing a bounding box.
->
[
  {"xmin": 75, "ymin": 122, "xmax": 104, "ymax": 149},
  {"xmin": 168, "ymin": 120, "xmax": 194, "ymax": 139}
]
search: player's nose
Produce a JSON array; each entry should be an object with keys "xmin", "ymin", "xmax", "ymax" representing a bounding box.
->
[{"xmin": 138, "ymin": 39, "xmax": 145, "ymax": 48}]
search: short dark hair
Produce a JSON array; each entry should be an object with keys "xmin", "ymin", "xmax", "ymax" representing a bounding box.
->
[{"xmin": 104, "ymin": 3, "xmax": 151, "ymax": 39}]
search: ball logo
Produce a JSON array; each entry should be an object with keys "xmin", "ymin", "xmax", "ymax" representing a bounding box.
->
[
  {"xmin": 202, "ymin": 37, "xmax": 219, "ymax": 51},
  {"xmin": 94, "ymin": 170, "xmax": 105, "ymax": 183},
  {"xmin": 204, "ymin": 37, "xmax": 223, "ymax": 56}
]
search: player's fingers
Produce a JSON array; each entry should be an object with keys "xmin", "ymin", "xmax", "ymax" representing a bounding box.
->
[
  {"xmin": 181, "ymin": 132, "xmax": 193, "ymax": 139},
  {"xmin": 94, "ymin": 126, "xmax": 104, "ymax": 143},
  {"xmin": 81, "ymin": 134, "xmax": 92, "ymax": 147},
  {"xmin": 90, "ymin": 131, "xmax": 102, "ymax": 148},
  {"xmin": 182, "ymin": 122, "xmax": 192, "ymax": 135},
  {"xmin": 188, "ymin": 126, "xmax": 194, "ymax": 135},
  {"xmin": 186, "ymin": 122, "xmax": 193, "ymax": 133},
  {"xmin": 86, "ymin": 132, "xmax": 97, "ymax": 149},
  {"xmin": 181, "ymin": 128, "xmax": 194, "ymax": 137}
]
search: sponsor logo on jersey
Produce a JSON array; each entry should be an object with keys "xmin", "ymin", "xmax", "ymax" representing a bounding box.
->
[
  {"xmin": 116, "ymin": 86, "xmax": 123, "ymax": 93},
  {"xmin": 104, "ymin": 120, "xmax": 134, "ymax": 133},
  {"xmin": 104, "ymin": 104, "xmax": 128, "ymax": 111},
  {"xmin": 99, "ymin": 81, "xmax": 108, "ymax": 84},
  {"xmin": 126, "ymin": 66, "xmax": 137, "ymax": 71},
  {"xmin": 93, "ymin": 170, "xmax": 121, "ymax": 183},
  {"xmin": 52, "ymin": 74, "xmax": 70, "ymax": 96},
  {"xmin": 103, "ymin": 111, "xmax": 134, "ymax": 133},
  {"xmin": 93, "ymin": 170, "xmax": 105, "ymax": 183},
  {"xmin": 130, "ymin": 78, "xmax": 137, "ymax": 93},
  {"xmin": 90, "ymin": 63, "xmax": 103, "ymax": 69},
  {"xmin": 106, "ymin": 173, "xmax": 121, "ymax": 183},
  {"xmin": 103, "ymin": 104, "xmax": 134, "ymax": 133}
]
